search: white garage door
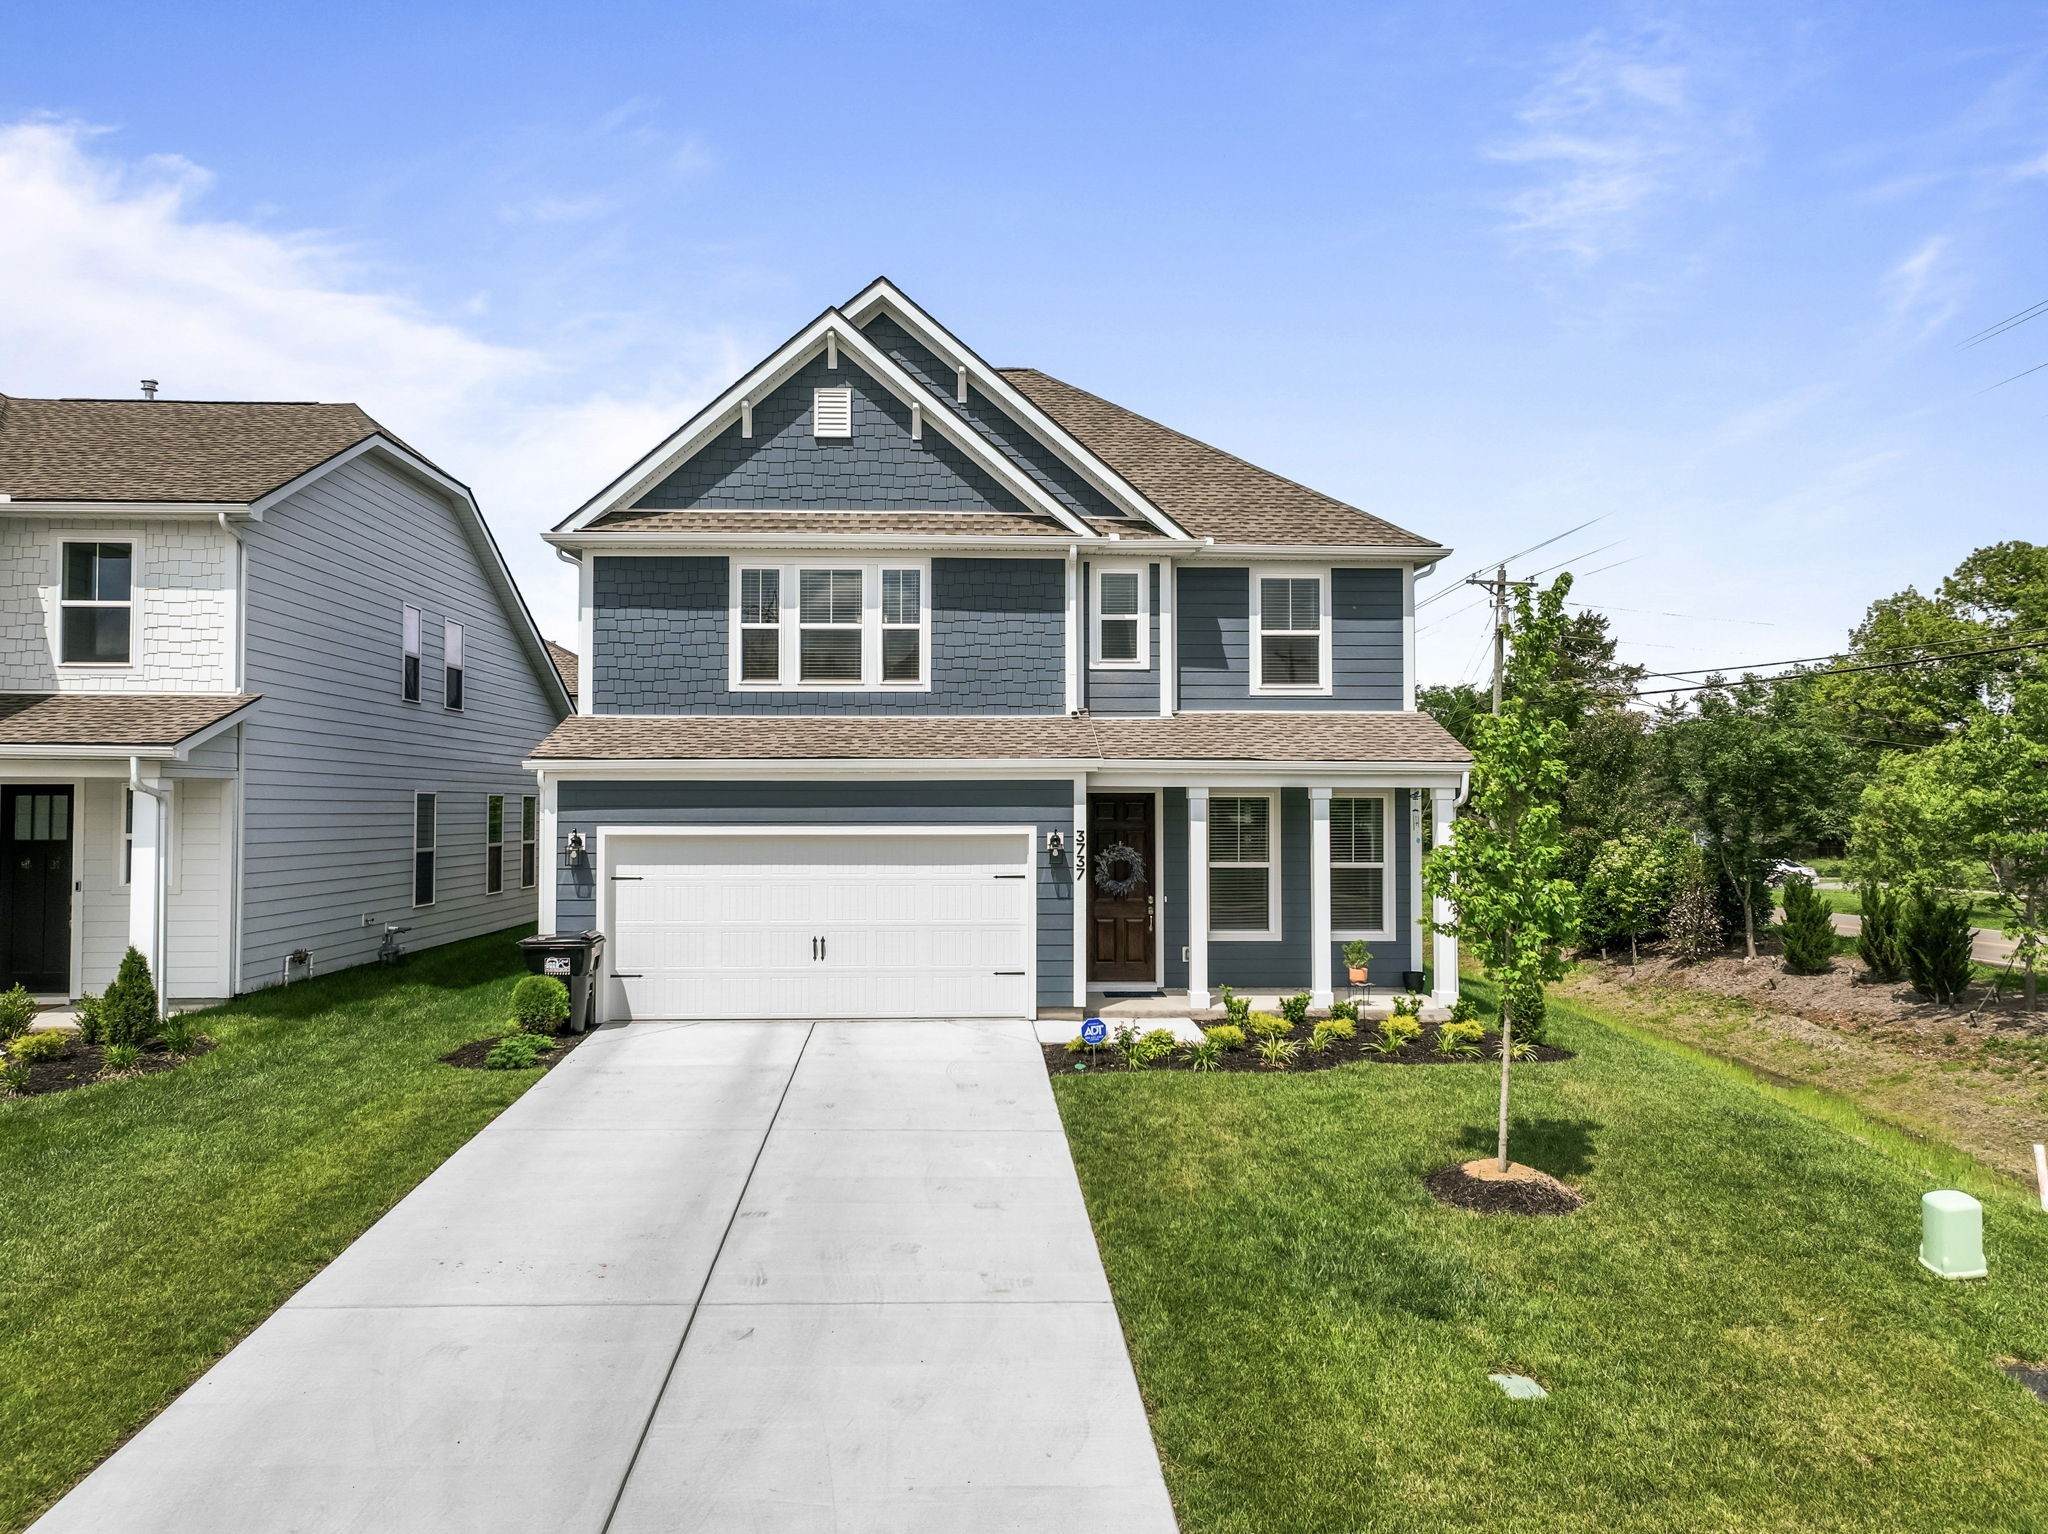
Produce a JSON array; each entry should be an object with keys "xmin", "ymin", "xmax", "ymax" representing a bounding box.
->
[{"xmin": 604, "ymin": 829, "xmax": 1035, "ymax": 1020}]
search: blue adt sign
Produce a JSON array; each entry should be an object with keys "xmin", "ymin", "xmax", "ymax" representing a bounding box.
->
[{"xmin": 1080, "ymin": 1018, "xmax": 1108, "ymax": 1046}]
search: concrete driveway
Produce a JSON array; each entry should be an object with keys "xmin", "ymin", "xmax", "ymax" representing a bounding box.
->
[{"xmin": 32, "ymin": 1020, "xmax": 1177, "ymax": 1533}]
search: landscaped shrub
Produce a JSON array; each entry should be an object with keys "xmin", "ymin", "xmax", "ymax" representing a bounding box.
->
[
  {"xmin": 101, "ymin": 1042, "xmax": 140, "ymax": 1074},
  {"xmin": 1778, "ymin": 876, "xmax": 1837, "ymax": 975},
  {"xmin": 1245, "ymin": 1011, "xmax": 1290, "ymax": 1041},
  {"xmin": 1, "ymin": 1060, "xmax": 27, "ymax": 1094},
  {"xmin": 1447, "ymin": 994, "xmax": 1481, "ymax": 1025},
  {"xmin": 1316, "ymin": 1017, "xmax": 1355, "ymax": 1041},
  {"xmin": 1367, "ymin": 1016, "xmax": 1422, "ymax": 1055},
  {"xmin": 482, "ymin": 1032, "xmax": 557, "ymax": 1070},
  {"xmin": 1218, "ymin": 985, "xmax": 1251, "ymax": 1027},
  {"xmin": 1128, "ymin": 1028, "xmax": 1179, "ymax": 1068},
  {"xmin": 73, "ymin": 993, "xmax": 104, "ymax": 1045},
  {"xmin": 1183, "ymin": 1037, "xmax": 1224, "ymax": 1071},
  {"xmin": 1857, "ymin": 882, "xmax": 1908, "ymax": 983},
  {"xmin": 7, "ymin": 1030, "xmax": 73, "ymax": 1064},
  {"xmin": 1254, "ymin": 1036, "xmax": 1301, "ymax": 1067},
  {"xmin": 510, "ymin": 975, "xmax": 571, "ymax": 1034},
  {"xmin": 99, "ymin": 948, "xmax": 158, "ymax": 1048},
  {"xmin": 0, "ymin": 984, "xmax": 35, "ymax": 1042},
  {"xmin": 1435, "ymin": 1019, "xmax": 1485, "ymax": 1058},
  {"xmin": 1308, "ymin": 1021, "xmax": 1347, "ymax": 1054},
  {"xmin": 1904, "ymin": 890, "xmax": 1974, "ymax": 1004},
  {"xmin": 1389, "ymin": 994, "xmax": 1422, "ymax": 1018},
  {"xmin": 157, "ymin": 1015, "xmax": 200, "ymax": 1056},
  {"xmin": 1665, "ymin": 864, "xmax": 1726, "ymax": 963},
  {"xmin": 1501, "ymin": 973, "xmax": 1549, "ymax": 1045},
  {"xmin": 1278, "ymin": 992, "xmax": 1312, "ymax": 1028},
  {"xmin": 1328, "ymin": 998, "xmax": 1360, "ymax": 1023},
  {"xmin": 1203, "ymin": 1024, "xmax": 1246, "ymax": 1050}
]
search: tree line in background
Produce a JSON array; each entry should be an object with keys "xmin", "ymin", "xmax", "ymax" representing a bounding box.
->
[{"xmin": 1420, "ymin": 540, "xmax": 2048, "ymax": 1009}]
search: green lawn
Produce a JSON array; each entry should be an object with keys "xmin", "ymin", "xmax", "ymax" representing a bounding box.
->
[
  {"xmin": 1052, "ymin": 980, "xmax": 2048, "ymax": 1533},
  {"xmin": 0, "ymin": 929, "xmax": 542, "ymax": 1532}
]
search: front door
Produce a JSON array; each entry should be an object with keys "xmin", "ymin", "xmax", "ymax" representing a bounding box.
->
[
  {"xmin": 1088, "ymin": 793, "xmax": 1156, "ymax": 985},
  {"xmin": 0, "ymin": 785, "xmax": 73, "ymax": 994}
]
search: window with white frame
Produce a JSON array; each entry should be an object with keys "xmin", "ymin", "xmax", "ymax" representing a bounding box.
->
[
  {"xmin": 1331, "ymin": 795, "xmax": 1390, "ymax": 937},
  {"xmin": 413, "ymin": 793, "xmax": 437, "ymax": 906},
  {"xmin": 1092, "ymin": 564, "xmax": 1147, "ymax": 668},
  {"xmin": 60, "ymin": 542, "xmax": 133, "ymax": 664},
  {"xmin": 731, "ymin": 560, "xmax": 929, "ymax": 689},
  {"xmin": 401, "ymin": 605, "xmax": 423, "ymax": 703},
  {"xmin": 1208, "ymin": 793, "xmax": 1278, "ymax": 939},
  {"xmin": 1251, "ymin": 570, "xmax": 1329, "ymax": 693},
  {"xmin": 485, "ymin": 794, "xmax": 504, "ymax": 895},
  {"xmin": 520, "ymin": 795, "xmax": 538, "ymax": 889},
  {"xmin": 444, "ymin": 621, "xmax": 465, "ymax": 711}
]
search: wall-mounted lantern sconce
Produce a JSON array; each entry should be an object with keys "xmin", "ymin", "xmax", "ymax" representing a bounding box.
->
[
  {"xmin": 1046, "ymin": 828, "xmax": 1065, "ymax": 860},
  {"xmin": 566, "ymin": 829, "xmax": 587, "ymax": 865}
]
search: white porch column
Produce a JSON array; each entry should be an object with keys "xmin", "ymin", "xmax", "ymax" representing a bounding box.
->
[
  {"xmin": 126, "ymin": 771, "xmax": 170, "ymax": 1009},
  {"xmin": 1071, "ymin": 775, "xmax": 1089, "ymax": 1008},
  {"xmin": 1186, "ymin": 786, "xmax": 1210, "ymax": 1009},
  {"xmin": 1309, "ymin": 786, "xmax": 1333, "ymax": 1009},
  {"xmin": 1430, "ymin": 786, "xmax": 1460, "ymax": 1006},
  {"xmin": 537, "ymin": 773, "xmax": 558, "ymax": 933}
]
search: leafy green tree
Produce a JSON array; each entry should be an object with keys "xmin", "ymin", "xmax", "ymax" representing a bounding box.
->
[
  {"xmin": 1424, "ymin": 576, "xmax": 1581, "ymax": 1173},
  {"xmin": 1584, "ymin": 831, "xmax": 1671, "ymax": 968},
  {"xmin": 1655, "ymin": 676, "xmax": 1850, "ymax": 962},
  {"xmin": 1778, "ymin": 875, "xmax": 1837, "ymax": 974},
  {"xmin": 1854, "ymin": 681, "xmax": 2048, "ymax": 1008}
]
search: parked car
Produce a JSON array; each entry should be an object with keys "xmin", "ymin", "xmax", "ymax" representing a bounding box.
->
[{"xmin": 1767, "ymin": 859, "xmax": 1821, "ymax": 886}]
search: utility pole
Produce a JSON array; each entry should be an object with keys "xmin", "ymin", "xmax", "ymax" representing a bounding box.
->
[{"xmin": 1466, "ymin": 564, "xmax": 1509, "ymax": 714}]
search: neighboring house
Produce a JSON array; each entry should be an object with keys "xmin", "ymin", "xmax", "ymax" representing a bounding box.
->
[
  {"xmin": 529, "ymin": 279, "xmax": 1470, "ymax": 1021},
  {"xmin": 0, "ymin": 394, "xmax": 571, "ymax": 1005}
]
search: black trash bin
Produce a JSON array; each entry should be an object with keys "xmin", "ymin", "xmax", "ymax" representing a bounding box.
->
[
  {"xmin": 1401, "ymin": 969, "xmax": 1425, "ymax": 995},
  {"xmin": 517, "ymin": 930, "xmax": 607, "ymax": 1033}
]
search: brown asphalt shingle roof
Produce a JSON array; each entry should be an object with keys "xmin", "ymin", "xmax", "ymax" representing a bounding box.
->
[
  {"xmin": 0, "ymin": 693, "xmax": 258, "ymax": 747},
  {"xmin": 585, "ymin": 510, "xmax": 1075, "ymax": 538},
  {"xmin": 530, "ymin": 711, "xmax": 1468, "ymax": 763},
  {"xmin": 546, "ymin": 641, "xmax": 580, "ymax": 699},
  {"xmin": 0, "ymin": 396, "xmax": 380, "ymax": 503},
  {"xmin": 1000, "ymin": 368, "xmax": 1438, "ymax": 548}
]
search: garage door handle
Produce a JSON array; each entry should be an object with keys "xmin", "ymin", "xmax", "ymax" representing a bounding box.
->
[
  {"xmin": 993, "ymin": 970, "xmax": 1025, "ymax": 976},
  {"xmin": 993, "ymin": 873, "xmax": 1026, "ymax": 880},
  {"xmin": 612, "ymin": 972, "xmax": 642, "ymax": 979},
  {"xmin": 610, "ymin": 875, "xmax": 642, "ymax": 881}
]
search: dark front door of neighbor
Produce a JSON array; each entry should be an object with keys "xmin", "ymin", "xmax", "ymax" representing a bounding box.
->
[
  {"xmin": 1088, "ymin": 793, "xmax": 1156, "ymax": 985},
  {"xmin": 1, "ymin": 785, "xmax": 73, "ymax": 994}
]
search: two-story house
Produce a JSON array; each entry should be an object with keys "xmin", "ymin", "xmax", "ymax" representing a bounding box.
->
[
  {"xmin": 529, "ymin": 281, "xmax": 1470, "ymax": 1023},
  {"xmin": 0, "ymin": 394, "xmax": 571, "ymax": 1006}
]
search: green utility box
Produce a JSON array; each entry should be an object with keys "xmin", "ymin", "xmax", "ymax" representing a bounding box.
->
[{"xmin": 1919, "ymin": 1190, "xmax": 1987, "ymax": 1280}]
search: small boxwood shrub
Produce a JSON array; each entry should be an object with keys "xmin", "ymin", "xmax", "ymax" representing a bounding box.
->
[
  {"xmin": 73, "ymin": 993, "xmax": 105, "ymax": 1045},
  {"xmin": 1203, "ymin": 1024, "xmax": 1247, "ymax": 1050},
  {"xmin": 99, "ymin": 948, "xmax": 159, "ymax": 1048},
  {"xmin": 1315, "ymin": 1017, "xmax": 1355, "ymax": 1041},
  {"xmin": 482, "ymin": 1032, "xmax": 557, "ymax": 1070},
  {"xmin": 7, "ymin": 1030, "xmax": 73, "ymax": 1064},
  {"xmin": 511, "ymin": 975, "xmax": 571, "ymax": 1033},
  {"xmin": 1328, "ymin": 998, "xmax": 1360, "ymax": 1023},
  {"xmin": 1218, "ymin": 984, "xmax": 1251, "ymax": 1026},
  {"xmin": 0, "ymin": 984, "xmax": 35, "ymax": 1042},
  {"xmin": 1246, "ymin": 1011, "xmax": 1290, "ymax": 1040},
  {"xmin": 1278, "ymin": 992, "xmax": 1312, "ymax": 1027}
]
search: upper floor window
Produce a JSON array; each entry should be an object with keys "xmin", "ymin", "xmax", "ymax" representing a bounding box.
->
[
  {"xmin": 1331, "ymin": 795, "xmax": 1389, "ymax": 938},
  {"xmin": 401, "ymin": 605, "xmax": 423, "ymax": 703},
  {"xmin": 1250, "ymin": 570, "xmax": 1330, "ymax": 695},
  {"xmin": 444, "ymin": 620, "xmax": 465, "ymax": 711},
  {"xmin": 812, "ymin": 386, "xmax": 853, "ymax": 438},
  {"xmin": 60, "ymin": 542, "xmax": 133, "ymax": 664},
  {"xmin": 1092, "ymin": 563, "xmax": 1148, "ymax": 669},
  {"xmin": 730, "ymin": 560, "xmax": 929, "ymax": 690}
]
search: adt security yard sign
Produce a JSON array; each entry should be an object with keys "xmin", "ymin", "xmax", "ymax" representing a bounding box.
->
[{"xmin": 1081, "ymin": 1018, "xmax": 1107, "ymax": 1046}]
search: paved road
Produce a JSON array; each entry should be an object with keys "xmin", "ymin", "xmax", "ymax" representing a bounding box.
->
[
  {"xmin": 1829, "ymin": 911, "xmax": 2016, "ymax": 967},
  {"xmin": 32, "ymin": 1020, "xmax": 1177, "ymax": 1533}
]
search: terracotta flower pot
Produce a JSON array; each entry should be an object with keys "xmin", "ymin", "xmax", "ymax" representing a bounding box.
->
[{"xmin": 1347, "ymin": 966, "xmax": 1370, "ymax": 984}]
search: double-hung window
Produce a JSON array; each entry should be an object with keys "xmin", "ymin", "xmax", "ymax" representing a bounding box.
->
[
  {"xmin": 485, "ymin": 794, "xmax": 504, "ymax": 895},
  {"xmin": 444, "ymin": 621, "xmax": 465, "ymax": 711},
  {"xmin": 401, "ymin": 605, "xmax": 423, "ymax": 703},
  {"xmin": 1208, "ymin": 793, "xmax": 1278, "ymax": 940},
  {"xmin": 520, "ymin": 795, "xmax": 538, "ymax": 889},
  {"xmin": 60, "ymin": 542, "xmax": 133, "ymax": 664},
  {"xmin": 1331, "ymin": 795, "xmax": 1390, "ymax": 937},
  {"xmin": 1251, "ymin": 570, "xmax": 1329, "ymax": 694},
  {"xmin": 413, "ymin": 793, "xmax": 437, "ymax": 907},
  {"xmin": 1092, "ymin": 564, "xmax": 1147, "ymax": 668},
  {"xmin": 731, "ymin": 560, "xmax": 928, "ymax": 689}
]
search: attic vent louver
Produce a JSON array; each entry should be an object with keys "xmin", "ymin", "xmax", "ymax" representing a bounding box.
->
[{"xmin": 812, "ymin": 386, "xmax": 853, "ymax": 439}]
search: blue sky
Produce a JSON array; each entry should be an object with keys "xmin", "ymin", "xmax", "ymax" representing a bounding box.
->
[{"xmin": 3, "ymin": 1, "xmax": 2046, "ymax": 680}]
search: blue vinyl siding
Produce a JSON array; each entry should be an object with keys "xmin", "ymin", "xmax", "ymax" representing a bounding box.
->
[
  {"xmin": 634, "ymin": 350, "xmax": 1028, "ymax": 513},
  {"xmin": 1083, "ymin": 560, "xmax": 1161, "ymax": 716},
  {"xmin": 1177, "ymin": 566, "xmax": 1404, "ymax": 710},
  {"xmin": 555, "ymin": 779, "xmax": 1073, "ymax": 1008},
  {"xmin": 592, "ymin": 555, "xmax": 1065, "ymax": 714}
]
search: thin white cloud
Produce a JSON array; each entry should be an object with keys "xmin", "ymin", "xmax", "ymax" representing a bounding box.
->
[
  {"xmin": 0, "ymin": 119, "xmax": 737, "ymax": 640},
  {"xmin": 1490, "ymin": 23, "xmax": 1750, "ymax": 262}
]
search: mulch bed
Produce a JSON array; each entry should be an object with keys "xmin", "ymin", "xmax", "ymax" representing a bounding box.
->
[
  {"xmin": 1042, "ymin": 1019, "xmax": 1574, "ymax": 1077},
  {"xmin": 2002, "ymin": 1362, "xmax": 2048, "ymax": 1405},
  {"xmin": 4, "ymin": 1036, "xmax": 216, "ymax": 1099},
  {"xmin": 1425, "ymin": 1160, "xmax": 1586, "ymax": 1216},
  {"xmin": 441, "ymin": 1030, "xmax": 591, "ymax": 1072}
]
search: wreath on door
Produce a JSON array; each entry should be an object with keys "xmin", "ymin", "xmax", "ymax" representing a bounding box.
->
[{"xmin": 1091, "ymin": 841, "xmax": 1147, "ymax": 898}]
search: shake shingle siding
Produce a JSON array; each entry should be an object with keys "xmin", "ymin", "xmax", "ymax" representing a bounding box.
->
[
  {"xmin": 554, "ymin": 778, "xmax": 1074, "ymax": 1008},
  {"xmin": 634, "ymin": 353, "xmax": 1027, "ymax": 513},
  {"xmin": 1178, "ymin": 566, "xmax": 1404, "ymax": 710},
  {"xmin": 1084, "ymin": 560, "xmax": 1161, "ymax": 716},
  {"xmin": 592, "ymin": 555, "xmax": 1066, "ymax": 714}
]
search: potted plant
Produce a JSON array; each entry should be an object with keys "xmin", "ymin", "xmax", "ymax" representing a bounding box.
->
[{"xmin": 1343, "ymin": 940, "xmax": 1373, "ymax": 986}]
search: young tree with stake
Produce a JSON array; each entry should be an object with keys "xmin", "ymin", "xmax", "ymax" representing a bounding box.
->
[{"xmin": 1424, "ymin": 575, "xmax": 1581, "ymax": 1172}]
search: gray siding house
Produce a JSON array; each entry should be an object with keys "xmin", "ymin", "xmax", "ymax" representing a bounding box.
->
[
  {"xmin": 529, "ymin": 280, "xmax": 1470, "ymax": 1022},
  {"xmin": 0, "ymin": 395, "xmax": 571, "ymax": 1004}
]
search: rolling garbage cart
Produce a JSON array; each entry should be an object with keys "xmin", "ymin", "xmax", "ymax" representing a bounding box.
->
[{"xmin": 517, "ymin": 930, "xmax": 607, "ymax": 1033}]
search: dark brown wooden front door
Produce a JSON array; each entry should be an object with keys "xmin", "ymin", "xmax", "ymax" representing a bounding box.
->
[
  {"xmin": 1088, "ymin": 793, "xmax": 1155, "ymax": 985},
  {"xmin": 1, "ymin": 785, "xmax": 73, "ymax": 994}
]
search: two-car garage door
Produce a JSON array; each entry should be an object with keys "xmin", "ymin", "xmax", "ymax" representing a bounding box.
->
[{"xmin": 604, "ymin": 829, "xmax": 1036, "ymax": 1020}]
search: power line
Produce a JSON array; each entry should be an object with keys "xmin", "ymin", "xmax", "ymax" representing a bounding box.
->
[
  {"xmin": 1631, "ymin": 622, "xmax": 2048, "ymax": 681},
  {"xmin": 1960, "ymin": 298, "xmax": 2048, "ymax": 349},
  {"xmin": 1979, "ymin": 358, "xmax": 2048, "ymax": 394},
  {"xmin": 1415, "ymin": 516, "xmax": 1607, "ymax": 609},
  {"xmin": 1625, "ymin": 637, "xmax": 2048, "ymax": 699},
  {"xmin": 1569, "ymin": 602, "xmax": 1777, "ymax": 627}
]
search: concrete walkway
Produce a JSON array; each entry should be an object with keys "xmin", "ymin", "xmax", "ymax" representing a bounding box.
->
[{"xmin": 33, "ymin": 1020, "xmax": 1177, "ymax": 1533}]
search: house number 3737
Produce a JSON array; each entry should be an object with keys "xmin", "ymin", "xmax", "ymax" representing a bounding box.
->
[{"xmin": 1073, "ymin": 828, "xmax": 1086, "ymax": 882}]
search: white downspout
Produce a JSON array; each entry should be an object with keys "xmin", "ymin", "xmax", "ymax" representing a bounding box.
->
[{"xmin": 129, "ymin": 757, "xmax": 172, "ymax": 1021}]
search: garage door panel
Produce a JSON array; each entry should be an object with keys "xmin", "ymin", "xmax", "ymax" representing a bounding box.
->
[{"xmin": 604, "ymin": 831, "xmax": 1035, "ymax": 1022}]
